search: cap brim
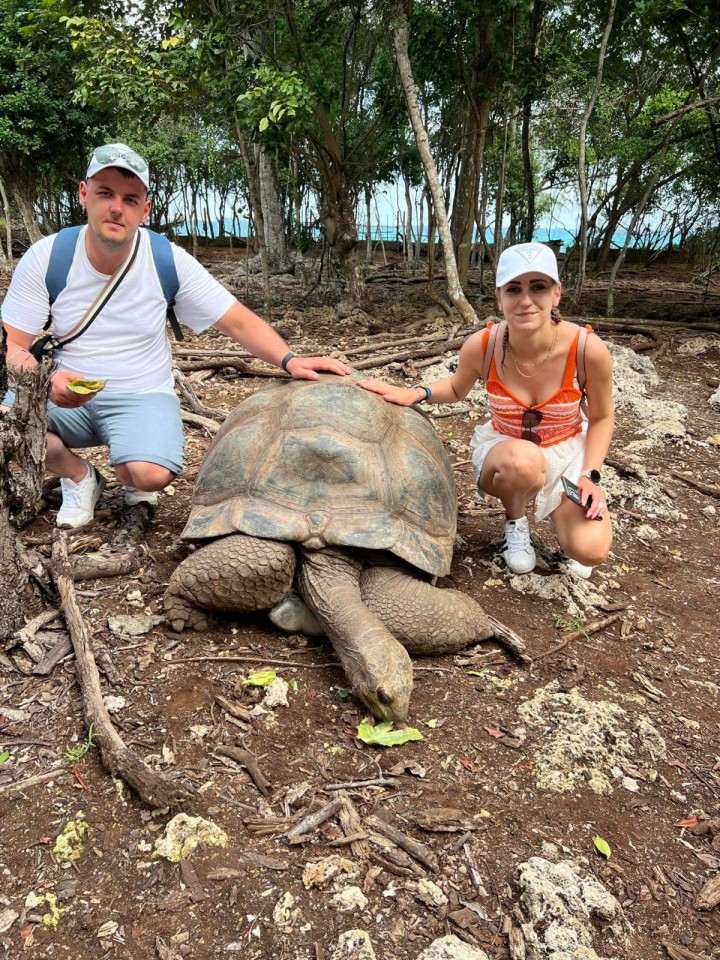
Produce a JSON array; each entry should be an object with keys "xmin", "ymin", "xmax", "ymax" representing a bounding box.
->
[{"xmin": 496, "ymin": 265, "xmax": 559, "ymax": 287}]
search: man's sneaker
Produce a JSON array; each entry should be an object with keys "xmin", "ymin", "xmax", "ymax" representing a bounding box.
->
[
  {"xmin": 501, "ymin": 517, "xmax": 536, "ymax": 574},
  {"xmin": 57, "ymin": 462, "xmax": 106, "ymax": 529},
  {"xmin": 559, "ymin": 551, "xmax": 593, "ymax": 580},
  {"xmin": 124, "ymin": 486, "xmax": 159, "ymax": 507}
]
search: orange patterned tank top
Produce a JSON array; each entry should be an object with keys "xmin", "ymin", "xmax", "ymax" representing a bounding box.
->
[{"xmin": 482, "ymin": 323, "xmax": 590, "ymax": 447}]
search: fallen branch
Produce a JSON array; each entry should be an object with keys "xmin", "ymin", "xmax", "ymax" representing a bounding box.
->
[
  {"xmin": 338, "ymin": 789, "xmax": 370, "ymax": 860},
  {"xmin": 672, "ymin": 472, "xmax": 720, "ymax": 500},
  {"xmin": 181, "ymin": 410, "xmax": 221, "ymax": 435},
  {"xmin": 173, "ymin": 366, "xmax": 226, "ymax": 422},
  {"xmin": 214, "ymin": 745, "xmax": 271, "ymax": 796},
  {"xmin": 32, "ymin": 635, "xmax": 72, "ymax": 676},
  {"xmin": 535, "ymin": 612, "xmax": 623, "ymax": 660},
  {"xmin": 286, "ymin": 795, "xmax": 344, "ymax": 842},
  {"xmin": 175, "ymin": 654, "xmax": 338, "ymax": 670},
  {"xmin": 0, "ymin": 766, "xmax": 68, "ymax": 796},
  {"xmin": 176, "ymin": 359, "xmax": 286, "ymax": 378},
  {"xmin": 72, "ymin": 546, "xmax": 149, "ymax": 581},
  {"xmin": 486, "ymin": 614, "xmax": 531, "ymax": 664},
  {"xmin": 324, "ymin": 777, "xmax": 398, "ymax": 791},
  {"xmin": 352, "ymin": 335, "xmax": 468, "ymax": 371},
  {"xmin": 365, "ymin": 813, "xmax": 439, "ymax": 873},
  {"xmin": 51, "ymin": 532, "xmax": 192, "ymax": 810},
  {"xmin": 664, "ymin": 941, "xmax": 710, "ymax": 960}
]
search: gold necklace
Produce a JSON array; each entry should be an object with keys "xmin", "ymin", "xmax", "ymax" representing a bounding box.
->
[{"xmin": 508, "ymin": 324, "xmax": 558, "ymax": 379}]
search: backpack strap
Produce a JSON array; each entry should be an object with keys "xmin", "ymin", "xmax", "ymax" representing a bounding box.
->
[
  {"xmin": 44, "ymin": 226, "xmax": 84, "ymax": 329},
  {"xmin": 147, "ymin": 229, "xmax": 184, "ymax": 342},
  {"xmin": 576, "ymin": 324, "xmax": 590, "ymax": 417},
  {"xmin": 481, "ymin": 319, "xmax": 506, "ymax": 382},
  {"xmin": 482, "ymin": 320, "xmax": 507, "ymax": 383}
]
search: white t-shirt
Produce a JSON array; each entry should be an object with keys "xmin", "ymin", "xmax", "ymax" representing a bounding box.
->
[{"xmin": 0, "ymin": 227, "xmax": 236, "ymax": 394}]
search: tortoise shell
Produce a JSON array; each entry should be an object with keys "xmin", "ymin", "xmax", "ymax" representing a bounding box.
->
[{"xmin": 180, "ymin": 375, "xmax": 457, "ymax": 576}]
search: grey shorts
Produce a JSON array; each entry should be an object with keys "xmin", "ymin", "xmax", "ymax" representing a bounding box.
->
[{"xmin": 3, "ymin": 389, "xmax": 184, "ymax": 474}]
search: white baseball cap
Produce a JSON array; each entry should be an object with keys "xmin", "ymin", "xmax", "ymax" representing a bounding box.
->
[
  {"xmin": 86, "ymin": 143, "xmax": 150, "ymax": 189},
  {"xmin": 496, "ymin": 242, "xmax": 560, "ymax": 287}
]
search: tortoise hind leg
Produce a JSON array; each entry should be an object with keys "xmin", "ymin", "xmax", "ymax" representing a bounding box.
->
[
  {"xmin": 164, "ymin": 534, "xmax": 296, "ymax": 632},
  {"xmin": 360, "ymin": 566, "xmax": 494, "ymax": 655}
]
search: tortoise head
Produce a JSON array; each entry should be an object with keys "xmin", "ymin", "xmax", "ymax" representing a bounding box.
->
[{"xmin": 352, "ymin": 645, "xmax": 413, "ymax": 722}]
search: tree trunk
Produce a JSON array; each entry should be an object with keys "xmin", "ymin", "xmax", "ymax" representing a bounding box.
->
[
  {"xmin": 365, "ymin": 188, "xmax": 373, "ymax": 265},
  {"xmin": 393, "ymin": 0, "xmax": 478, "ymax": 328},
  {"xmin": 10, "ymin": 184, "xmax": 41, "ymax": 244},
  {"xmin": 0, "ymin": 173, "xmax": 10, "ymax": 271},
  {"xmin": 449, "ymin": 15, "xmax": 496, "ymax": 289},
  {"xmin": 259, "ymin": 149, "xmax": 291, "ymax": 271},
  {"xmin": 606, "ymin": 131, "xmax": 673, "ymax": 316},
  {"xmin": 0, "ymin": 329, "xmax": 52, "ymax": 639},
  {"xmin": 574, "ymin": 0, "xmax": 618, "ymax": 303},
  {"xmin": 236, "ymin": 129, "xmax": 273, "ymax": 320}
]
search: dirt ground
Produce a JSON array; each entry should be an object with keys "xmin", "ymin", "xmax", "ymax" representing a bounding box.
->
[{"xmin": 1, "ymin": 256, "xmax": 720, "ymax": 960}]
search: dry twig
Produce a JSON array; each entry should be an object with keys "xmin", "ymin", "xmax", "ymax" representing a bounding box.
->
[{"xmin": 51, "ymin": 532, "xmax": 192, "ymax": 810}]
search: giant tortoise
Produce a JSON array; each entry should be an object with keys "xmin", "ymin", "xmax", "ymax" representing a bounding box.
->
[{"xmin": 164, "ymin": 375, "xmax": 526, "ymax": 721}]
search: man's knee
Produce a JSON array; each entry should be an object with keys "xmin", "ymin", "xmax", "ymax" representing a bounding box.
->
[{"xmin": 116, "ymin": 462, "xmax": 176, "ymax": 491}]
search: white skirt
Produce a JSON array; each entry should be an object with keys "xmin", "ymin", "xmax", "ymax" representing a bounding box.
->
[{"xmin": 470, "ymin": 420, "xmax": 588, "ymax": 523}]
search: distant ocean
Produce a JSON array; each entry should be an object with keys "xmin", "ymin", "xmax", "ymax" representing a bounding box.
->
[{"xmin": 172, "ymin": 219, "xmax": 637, "ymax": 252}]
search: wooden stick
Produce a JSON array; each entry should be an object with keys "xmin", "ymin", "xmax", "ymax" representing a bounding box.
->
[
  {"xmin": 324, "ymin": 777, "xmax": 398, "ymax": 791},
  {"xmin": 672, "ymin": 472, "xmax": 720, "ymax": 500},
  {"xmin": 10, "ymin": 610, "xmax": 61, "ymax": 649},
  {"xmin": 32, "ymin": 635, "xmax": 72, "ymax": 676},
  {"xmin": 486, "ymin": 615, "xmax": 531, "ymax": 663},
  {"xmin": 214, "ymin": 745, "xmax": 271, "ymax": 796},
  {"xmin": 338, "ymin": 789, "xmax": 370, "ymax": 860},
  {"xmin": 365, "ymin": 813, "xmax": 439, "ymax": 873},
  {"xmin": 214, "ymin": 694, "xmax": 252, "ymax": 723},
  {"xmin": 175, "ymin": 654, "xmax": 338, "ymax": 670},
  {"xmin": 181, "ymin": 410, "xmax": 221, "ymax": 435},
  {"xmin": 0, "ymin": 766, "xmax": 68, "ymax": 795},
  {"xmin": 176, "ymin": 359, "xmax": 286, "ymax": 378},
  {"xmin": 72, "ymin": 548, "xmax": 148, "ymax": 581},
  {"xmin": 286, "ymin": 796, "xmax": 343, "ymax": 841},
  {"xmin": 535, "ymin": 612, "xmax": 623, "ymax": 661},
  {"xmin": 173, "ymin": 366, "xmax": 226, "ymax": 422},
  {"xmin": 51, "ymin": 532, "xmax": 192, "ymax": 810}
]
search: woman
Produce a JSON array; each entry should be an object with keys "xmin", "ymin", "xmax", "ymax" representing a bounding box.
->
[{"xmin": 358, "ymin": 242, "xmax": 613, "ymax": 578}]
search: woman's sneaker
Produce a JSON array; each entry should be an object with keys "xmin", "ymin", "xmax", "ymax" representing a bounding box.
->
[
  {"xmin": 57, "ymin": 463, "xmax": 106, "ymax": 528},
  {"xmin": 559, "ymin": 551, "xmax": 593, "ymax": 580},
  {"xmin": 124, "ymin": 486, "xmax": 159, "ymax": 507},
  {"xmin": 501, "ymin": 517, "xmax": 536, "ymax": 574}
]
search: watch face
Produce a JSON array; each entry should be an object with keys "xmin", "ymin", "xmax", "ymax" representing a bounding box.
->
[{"xmin": 589, "ymin": 469, "xmax": 601, "ymax": 484}]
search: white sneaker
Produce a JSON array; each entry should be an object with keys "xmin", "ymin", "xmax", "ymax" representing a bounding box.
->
[
  {"xmin": 560, "ymin": 552, "xmax": 593, "ymax": 580},
  {"xmin": 501, "ymin": 517, "xmax": 536, "ymax": 574},
  {"xmin": 124, "ymin": 486, "xmax": 158, "ymax": 507},
  {"xmin": 57, "ymin": 462, "xmax": 106, "ymax": 528}
]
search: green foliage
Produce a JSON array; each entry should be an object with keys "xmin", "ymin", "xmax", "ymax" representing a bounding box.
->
[
  {"xmin": 65, "ymin": 724, "xmax": 95, "ymax": 763},
  {"xmin": 0, "ymin": 0, "xmax": 109, "ymax": 199},
  {"xmin": 236, "ymin": 66, "xmax": 315, "ymax": 140},
  {"xmin": 356, "ymin": 720, "xmax": 424, "ymax": 747}
]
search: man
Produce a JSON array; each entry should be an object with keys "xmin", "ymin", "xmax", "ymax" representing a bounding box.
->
[{"xmin": 1, "ymin": 142, "xmax": 350, "ymax": 527}]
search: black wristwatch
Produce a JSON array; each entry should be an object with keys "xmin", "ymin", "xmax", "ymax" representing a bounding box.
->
[{"xmin": 583, "ymin": 469, "xmax": 602, "ymax": 484}]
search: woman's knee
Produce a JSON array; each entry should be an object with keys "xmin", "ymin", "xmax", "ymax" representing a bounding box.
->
[
  {"xmin": 565, "ymin": 525, "xmax": 612, "ymax": 567},
  {"xmin": 116, "ymin": 461, "xmax": 176, "ymax": 490},
  {"xmin": 494, "ymin": 444, "xmax": 545, "ymax": 491}
]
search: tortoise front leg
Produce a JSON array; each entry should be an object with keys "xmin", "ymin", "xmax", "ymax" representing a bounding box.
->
[
  {"xmin": 360, "ymin": 566, "xmax": 494, "ymax": 654},
  {"xmin": 164, "ymin": 534, "xmax": 296, "ymax": 632},
  {"xmin": 361, "ymin": 566, "xmax": 529, "ymax": 661}
]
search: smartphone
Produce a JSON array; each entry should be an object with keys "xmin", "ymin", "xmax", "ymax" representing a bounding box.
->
[{"xmin": 561, "ymin": 476, "xmax": 603, "ymax": 520}]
